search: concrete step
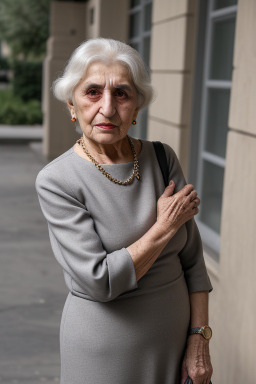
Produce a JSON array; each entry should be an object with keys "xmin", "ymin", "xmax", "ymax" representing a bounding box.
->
[{"xmin": 0, "ymin": 125, "xmax": 43, "ymax": 143}]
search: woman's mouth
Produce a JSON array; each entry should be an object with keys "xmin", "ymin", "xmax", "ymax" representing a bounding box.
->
[{"xmin": 95, "ymin": 123, "xmax": 117, "ymax": 130}]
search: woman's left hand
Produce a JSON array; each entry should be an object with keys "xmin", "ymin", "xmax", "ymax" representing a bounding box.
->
[{"xmin": 180, "ymin": 335, "xmax": 213, "ymax": 384}]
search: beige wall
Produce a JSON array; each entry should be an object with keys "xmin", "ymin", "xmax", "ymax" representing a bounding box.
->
[
  {"xmin": 85, "ymin": 0, "xmax": 129, "ymax": 41},
  {"xmin": 214, "ymin": 0, "xmax": 256, "ymax": 382},
  {"xmin": 43, "ymin": 1, "xmax": 86, "ymax": 160},
  {"xmin": 148, "ymin": 0, "xmax": 198, "ymax": 176}
]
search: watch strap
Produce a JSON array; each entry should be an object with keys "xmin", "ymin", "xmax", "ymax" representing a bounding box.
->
[{"xmin": 188, "ymin": 327, "xmax": 203, "ymax": 335}]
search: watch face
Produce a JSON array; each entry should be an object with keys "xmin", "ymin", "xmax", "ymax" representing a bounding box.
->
[{"xmin": 202, "ymin": 326, "xmax": 212, "ymax": 340}]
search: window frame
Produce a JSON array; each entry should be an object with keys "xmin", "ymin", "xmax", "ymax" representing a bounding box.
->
[
  {"xmin": 189, "ymin": 0, "xmax": 237, "ymax": 258},
  {"xmin": 128, "ymin": 0, "xmax": 152, "ymax": 140}
]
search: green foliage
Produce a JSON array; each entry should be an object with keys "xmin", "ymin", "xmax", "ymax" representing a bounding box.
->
[
  {"xmin": 0, "ymin": 88, "xmax": 42, "ymax": 125},
  {"xmin": 0, "ymin": 0, "xmax": 51, "ymax": 60},
  {"xmin": 0, "ymin": 56, "xmax": 10, "ymax": 70},
  {"xmin": 12, "ymin": 61, "xmax": 42, "ymax": 102},
  {"xmin": 0, "ymin": 56, "xmax": 10, "ymax": 82}
]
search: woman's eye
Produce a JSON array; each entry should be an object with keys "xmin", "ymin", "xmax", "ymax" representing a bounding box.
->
[
  {"xmin": 87, "ymin": 89, "xmax": 100, "ymax": 97},
  {"xmin": 115, "ymin": 90, "xmax": 127, "ymax": 98}
]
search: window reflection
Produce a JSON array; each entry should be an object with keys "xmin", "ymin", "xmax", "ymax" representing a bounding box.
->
[
  {"xmin": 200, "ymin": 161, "xmax": 224, "ymax": 234},
  {"xmin": 210, "ymin": 17, "xmax": 236, "ymax": 80},
  {"xmin": 214, "ymin": 0, "xmax": 237, "ymax": 10},
  {"xmin": 205, "ymin": 89, "xmax": 230, "ymax": 158}
]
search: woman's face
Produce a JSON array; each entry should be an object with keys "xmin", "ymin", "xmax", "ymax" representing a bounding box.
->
[{"xmin": 68, "ymin": 61, "xmax": 139, "ymax": 145}]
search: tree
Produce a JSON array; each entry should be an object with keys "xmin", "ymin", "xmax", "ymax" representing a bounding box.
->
[{"xmin": 0, "ymin": 0, "xmax": 51, "ymax": 60}]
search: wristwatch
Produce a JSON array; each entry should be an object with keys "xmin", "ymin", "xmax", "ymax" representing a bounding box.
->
[{"xmin": 188, "ymin": 325, "xmax": 212, "ymax": 340}]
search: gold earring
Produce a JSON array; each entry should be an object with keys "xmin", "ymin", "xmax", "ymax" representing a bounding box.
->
[{"xmin": 132, "ymin": 120, "xmax": 137, "ymax": 125}]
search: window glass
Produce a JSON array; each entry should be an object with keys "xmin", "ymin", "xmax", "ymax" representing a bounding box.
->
[
  {"xmin": 131, "ymin": 0, "xmax": 140, "ymax": 7},
  {"xmin": 205, "ymin": 89, "xmax": 230, "ymax": 158},
  {"xmin": 200, "ymin": 161, "xmax": 224, "ymax": 234},
  {"xmin": 143, "ymin": 36, "xmax": 151, "ymax": 66},
  {"xmin": 214, "ymin": 0, "xmax": 237, "ymax": 10},
  {"xmin": 144, "ymin": 3, "xmax": 152, "ymax": 31},
  {"xmin": 210, "ymin": 17, "xmax": 236, "ymax": 80},
  {"xmin": 130, "ymin": 12, "xmax": 141, "ymax": 38}
]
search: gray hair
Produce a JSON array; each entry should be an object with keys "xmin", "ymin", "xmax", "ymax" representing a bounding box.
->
[{"xmin": 53, "ymin": 38, "xmax": 154, "ymax": 110}]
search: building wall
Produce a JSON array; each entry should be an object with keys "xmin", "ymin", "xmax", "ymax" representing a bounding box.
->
[
  {"xmin": 214, "ymin": 0, "xmax": 256, "ymax": 382},
  {"xmin": 148, "ymin": 0, "xmax": 198, "ymax": 176},
  {"xmin": 85, "ymin": 0, "xmax": 129, "ymax": 41},
  {"xmin": 43, "ymin": 1, "xmax": 86, "ymax": 160}
]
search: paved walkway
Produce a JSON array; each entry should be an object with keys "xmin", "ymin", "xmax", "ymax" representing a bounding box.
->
[{"xmin": 0, "ymin": 130, "xmax": 67, "ymax": 384}]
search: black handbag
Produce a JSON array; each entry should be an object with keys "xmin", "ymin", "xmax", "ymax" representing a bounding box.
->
[{"xmin": 185, "ymin": 376, "xmax": 212, "ymax": 384}]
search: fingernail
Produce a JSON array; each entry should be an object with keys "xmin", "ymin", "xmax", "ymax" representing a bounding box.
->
[{"xmin": 169, "ymin": 180, "xmax": 174, "ymax": 185}]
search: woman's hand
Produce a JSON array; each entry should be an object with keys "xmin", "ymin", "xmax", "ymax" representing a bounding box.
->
[
  {"xmin": 127, "ymin": 181, "xmax": 200, "ymax": 281},
  {"xmin": 156, "ymin": 180, "xmax": 200, "ymax": 237},
  {"xmin": 180, "ymin": 335, "xmax": 213, "ymax": 384}
]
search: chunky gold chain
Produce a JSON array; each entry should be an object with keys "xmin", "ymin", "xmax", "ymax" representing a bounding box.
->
[{"xmin": 76, "ymin": 136, "xmax": 140, "ymax": 186}]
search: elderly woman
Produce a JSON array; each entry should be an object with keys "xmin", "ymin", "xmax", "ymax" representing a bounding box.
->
[{"xmin": 36, "ymin": 38, "xmax": 213, "ymax": 384}]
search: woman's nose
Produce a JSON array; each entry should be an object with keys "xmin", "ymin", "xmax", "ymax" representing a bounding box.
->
[{"xmin": 99, "ymin": 92, "xmax": 116, "ymax": 117}]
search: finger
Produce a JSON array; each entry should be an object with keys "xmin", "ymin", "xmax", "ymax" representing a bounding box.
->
[
  {"xmin": 186, "ymin": 195, "xmax": 200, "ymax": 209},
  {"xmin": 192, "ymin": 197, "xmax": 200, "ymax": 207},
  {"xmin": 184, "ymin": 194, "xmax": 199, "ymax": 210},
  {"xmin": 191, "ymin": 206, "xmax": 199, "ymax": 216},
  {"xmin": 162, "ymin": 180, "xmax": 175, "ymax": 197},
  {"xmin": 177, "ymin": 184, "xmax": 194, "ymax": 197},
  {"xmin": 180, "ymin": 362, "xmax": 188, "ymax": 384},
  {"xmin": 189, "ymin": 190, "xmax": 198, "ymax": 201},
  {"xmin": 206, "ymin": 372, "xmax": 213, "ymax": 384}
]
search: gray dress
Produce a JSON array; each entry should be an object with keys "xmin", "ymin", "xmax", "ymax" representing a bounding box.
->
[{"xmin": 36, "ymin": 140, "xmax": 212, "ymax": 384}]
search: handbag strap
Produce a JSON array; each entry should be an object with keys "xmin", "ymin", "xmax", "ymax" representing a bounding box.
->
[{"xmin": 153, "ymin": 141, "xmax": 169, "ymax": 187}]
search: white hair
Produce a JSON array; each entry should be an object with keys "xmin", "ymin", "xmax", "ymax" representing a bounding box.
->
[{"xmin": 53, "ymin": 38, "xmax": 154, "ymax": 110}]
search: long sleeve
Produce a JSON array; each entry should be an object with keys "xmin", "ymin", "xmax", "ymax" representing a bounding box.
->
[
  {"xmin": 163, "ymin": 144, "xmax": 213, "ymax": 293},
  {"xmin": 35, "ymin": 168, "xmax": 138, "ymax": 302}
]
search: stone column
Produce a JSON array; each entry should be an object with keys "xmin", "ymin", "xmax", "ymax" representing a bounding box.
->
[
  {"xmin": 43, "ymin": 1, "xmax": 86, "ymax": 160},
  {"xmin": 85, "ymin": 0, "xmax": 129, "ymax": 41},
  {"xmin": 148, "ymin": 0, "xmax": 198, "ymax": 176}
]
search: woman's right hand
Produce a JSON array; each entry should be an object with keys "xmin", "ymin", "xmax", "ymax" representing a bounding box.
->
[
  {"xmin": 156, "ymin": 180, "xmax": 200, "ymax": 237},
  {"xmin": 127, "ymin": 180, "xmax": 200, "ymax": 281}
]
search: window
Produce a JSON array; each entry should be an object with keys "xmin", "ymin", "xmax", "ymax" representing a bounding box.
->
[
  {"xmin": 190, "ymin": 0, "xmax": 237, "ymax": 257},
  {"xmin": 128, "ymin": 0, "xmax": 152, "ymax": 139}
]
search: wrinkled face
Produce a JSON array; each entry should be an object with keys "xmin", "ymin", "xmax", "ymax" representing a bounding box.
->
[{"xmin": 68, "ymin": 61, "xmax": 139, "ymax": 145}]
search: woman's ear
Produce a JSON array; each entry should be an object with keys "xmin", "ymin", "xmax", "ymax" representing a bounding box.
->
[
  {"xmin": 133, "ymin": 108, "xmax": 139, "ymax": 122},
  {"xmin": 67, "ymin": 100, "xmax": 77, "ymax": 123},
  {"xmin": 67, "ymin": 100, "xmax": 76, "ymax": 119},
  {"xmin": 67, "ymin": 99, "xmax": 74, "ymax": 111}
]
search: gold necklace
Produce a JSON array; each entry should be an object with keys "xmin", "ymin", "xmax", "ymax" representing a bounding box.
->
[{"xmin": 76, "ymin": 136, "xmax": 140, "ymax": 186}]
